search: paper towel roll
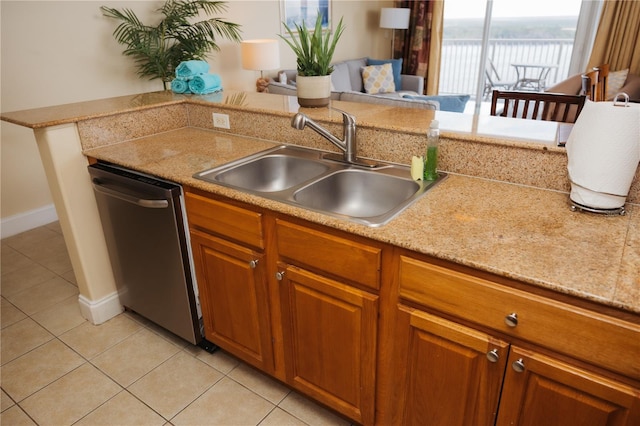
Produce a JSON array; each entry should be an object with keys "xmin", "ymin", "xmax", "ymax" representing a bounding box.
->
[{"xmin": 566, "ymin": 99, "xmax": 640, "ymax": 209}]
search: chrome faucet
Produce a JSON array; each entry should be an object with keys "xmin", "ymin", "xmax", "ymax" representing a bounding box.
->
[{"xmin": 291, "ymin": 108, "xmax": 358, "ymax": 164}]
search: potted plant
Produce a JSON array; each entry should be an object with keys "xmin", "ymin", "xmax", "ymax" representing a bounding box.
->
[
  {"xmin": 280, "ymin": 13, "xmax": 344, "ymax": 107},
  {"xmin": 101, "ymin": 0, "xmax": 242, "ymax": 90}
]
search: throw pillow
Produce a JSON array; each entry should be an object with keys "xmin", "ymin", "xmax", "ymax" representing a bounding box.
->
[
  {"xmin": 606, "ymin": 69, "xmax": 629, "ymax": 100},
  {"xmin": 367, "ymin": 58, "xmax": 402, "ymax": 89},
  {"xmin": 362, "ymin": 63, "xmax": 396, "ymax": 95},
  {"xmin": 403, "ymin": 94, "xmax": 471, "ymax": 113},
  {"xmin": 331, "ymin": 61, "xmax": 353, "ymax": 92}
]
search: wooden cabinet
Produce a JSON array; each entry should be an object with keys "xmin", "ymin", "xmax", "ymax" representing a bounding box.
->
[
  {"xmin": 190, "ymin": 229, "xmax": 273, "ymax": 371},
  {"xmin": 278, "ymin": 265, "xmax": 378, "ymax": 425},
  {"xmin": 397, "ymin": 255, "xmax": 640, "ymax": 380},
  {"xmin": 185, "ymin": 191, "xmax": 274, "ymax": 372},
  {"xmin": 497, "ymin": 346, "xmax": 640, "ymax": 425},
  {"xmin": 184, "ymin": 187, "xmax": 640, "ymax": 425},
  {"xmin": 393, "ymin": 305, "xmax": 640, "ymax": 426},
  {"xmin": 185, "ymin": 190, "xmax": 381, "ymax": 424},
  {"xmin": 393, "ymin": 306, "xmax": 509, "ymax": 426},
  {"xmin": 389, "ymin": 252, "xmax": 640, "ymax": 426},
  {"xmin": 275, "ymin": 219, "xmax": 380, "ymax": 425}
]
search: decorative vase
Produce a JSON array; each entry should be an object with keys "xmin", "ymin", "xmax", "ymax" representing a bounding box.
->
[{"xmin": 296, "ymin": 75, "xmax": 332, "ymax": 107}]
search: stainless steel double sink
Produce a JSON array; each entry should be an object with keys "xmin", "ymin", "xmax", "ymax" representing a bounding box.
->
[{"xmin": 194, "ymin": 145, "xmax": 446, "ymax": 227}]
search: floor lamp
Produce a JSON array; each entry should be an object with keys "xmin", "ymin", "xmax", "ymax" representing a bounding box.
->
[
  {"xmin": 241, "ymin": 39, "xmax": 280, "ymax": 92},
  {"xmin": 379, "ymin": 8, "xmax": 410, "ymax": 59}
]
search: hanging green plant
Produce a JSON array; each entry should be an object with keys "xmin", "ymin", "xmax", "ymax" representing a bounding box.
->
[{"xmin": 101, "ymin": 0, "xmax": 242, "ymax": 90}]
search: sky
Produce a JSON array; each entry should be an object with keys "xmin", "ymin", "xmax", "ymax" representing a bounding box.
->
[{"xmin": 444, "ymin": 0, "xmax": 582, "ymax": 19}]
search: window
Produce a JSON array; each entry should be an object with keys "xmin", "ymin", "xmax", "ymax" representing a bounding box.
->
[{"xmin": 439, "ymin": 0, "xmax": 601, "ymax": 113}]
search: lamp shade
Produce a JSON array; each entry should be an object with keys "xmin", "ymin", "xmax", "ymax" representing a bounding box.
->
[
  {"xmin": 380, "ymin": 8, "xmax": 410, "ymax": 29},
  {"xmin": 241, "ymin": 39, "xmax": 280, "ymax": 71}
]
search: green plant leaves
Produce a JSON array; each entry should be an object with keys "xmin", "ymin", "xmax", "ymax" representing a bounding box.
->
[
  {"xmin": 101, "ymin": 0, "xmax": 241, "ymax": 89},
  {"xmin": 279, "ymin": 13, "xmax": 344, "ymax": 76}
]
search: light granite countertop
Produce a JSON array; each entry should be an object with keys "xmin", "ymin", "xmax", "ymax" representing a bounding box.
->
[
  {"xmin": 83, "ymin": 127, "xmax": 640, "ymax": 316},
  {"xmin": 0, "ymin": 90, "xmax": 563, "ymax": 146}
]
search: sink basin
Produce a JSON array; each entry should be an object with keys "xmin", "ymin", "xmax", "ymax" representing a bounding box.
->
[
  {"xmin": 194, "ymin": 144, "xmax": 446, "ymax": 227},
  {"xmin": 214, "ymin": 154, "xmax": 329, "ymax": 192},
  {"xmin": 194, "ymin": 145, "xmax": 329, "ymax": 193},
  {"xmin": 293, "ymin": 170, "xmax": 420, "ymax": 218}
]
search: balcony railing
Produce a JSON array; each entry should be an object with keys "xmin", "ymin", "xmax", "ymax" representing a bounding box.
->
[{"xmin": 439, "ymin": 38, "xmax": 574, "ymax": 98}]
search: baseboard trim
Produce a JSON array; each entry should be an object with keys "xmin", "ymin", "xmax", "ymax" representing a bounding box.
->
[
  {"xmin": 1, "ymin": 204, "xmax": 58, "ymax": 239},
  {"xmin": 78, "ymin": 292, "xmax": 123, "ymax": 325}
]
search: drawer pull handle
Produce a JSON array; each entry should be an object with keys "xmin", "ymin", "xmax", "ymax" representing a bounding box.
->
[
  {"xmin": 275, "ymin": 271, "xmax": 285, "ymax": 281},
  {"xmin": 504, "ymin": 312, "xmax": 518, "ymax": 327},
  {"xmin": 249, "ymin": 260, "xmax": 259, "ymax": 269},
  {"xmin": 512, "ymin": 358, "xmax": 526, "ymax": 373},
  {"xmin": 486, "ymin": 349, "xmax": 500, "ymax": 363}
]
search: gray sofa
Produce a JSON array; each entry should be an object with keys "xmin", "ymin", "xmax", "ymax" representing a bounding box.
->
[{"xmin": 268, "ymin": 57, "xmax": 440, "ymax": 110}]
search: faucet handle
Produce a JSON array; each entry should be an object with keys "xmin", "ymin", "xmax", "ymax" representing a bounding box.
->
[{"xmin": 330, "ymin": 107, "xmax": 356, "ymax": 126}]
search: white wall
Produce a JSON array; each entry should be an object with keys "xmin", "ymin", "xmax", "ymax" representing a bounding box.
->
[{"xmin": 0, "ymin": 0, "xmax": 391, "ymax": 236}]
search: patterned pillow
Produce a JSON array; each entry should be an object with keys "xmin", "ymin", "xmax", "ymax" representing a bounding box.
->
[
  {"xmin": 606, "ymin": 69, "xmax": 629, "ymax": 100},
  {"xmin": 362, "ymin": 63, "xmax": 396, "ymax": 94},
  {"xmin": 367, "ymin": 58, "xmax": 403, "ymax": 88}
]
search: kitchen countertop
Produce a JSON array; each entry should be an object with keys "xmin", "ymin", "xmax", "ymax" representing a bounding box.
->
[
  {"xmin": 0, "ymin": 90, "xmax": 563, "ymax": 147},
  {"xmin": 83, "ymin": 127, "xmax": 640, "ymax": 315}
]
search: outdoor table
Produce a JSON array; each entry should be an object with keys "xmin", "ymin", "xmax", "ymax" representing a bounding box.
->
[{"xmin": 511, "ymin": 63, "xmax": 558, "ymax": 91}]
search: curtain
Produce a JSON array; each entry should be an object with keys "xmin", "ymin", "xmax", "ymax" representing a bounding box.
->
[
  {"xmin": 587, "ymin": 0, "xmax": 640, "ymax": 75},
  {"xmin": 394, "ymin": 0, "xmax": 444, "ymax": 95}
]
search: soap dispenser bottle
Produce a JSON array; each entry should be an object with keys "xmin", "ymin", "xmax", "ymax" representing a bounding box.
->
[{"xmin": 424, "ymin": 119, "xmax": 439, "ymax": 181}]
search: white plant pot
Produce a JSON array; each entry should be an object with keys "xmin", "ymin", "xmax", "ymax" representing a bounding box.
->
[{"xmin": 296, "ymin": 75, "xmax": 331, "ymax": 107}]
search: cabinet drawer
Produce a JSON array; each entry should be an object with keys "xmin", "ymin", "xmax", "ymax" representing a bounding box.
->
[
  {"xmin": 276, "ymin": 219, "xmax": 381, "ymax": 290},
  {"xmin": 185, "ymin": 192, "xmax": 264, "ymax": 249},
  {"xmin": 398, "ymin": 255, "xmax": 640, "ymax": 380}
]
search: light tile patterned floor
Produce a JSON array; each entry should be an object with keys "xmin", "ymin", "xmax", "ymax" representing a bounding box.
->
[{"xmin": 1, "ymin": 222, "xmax": 351, "ymax": 426}]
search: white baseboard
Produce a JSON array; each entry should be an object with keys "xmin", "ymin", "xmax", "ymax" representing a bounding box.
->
[
  {"xmin": 78, "ymin": 292, "xmax": 123, "ymax": 325},
  {"xmin": 1, "ymin": 204, "xmax": 58, "ymax": 239}
]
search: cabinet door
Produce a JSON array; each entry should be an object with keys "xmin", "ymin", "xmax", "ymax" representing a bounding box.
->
[
  {"xmin": 190, "ymin": 229, "xmax": 273, "ymax": 371},
  {"xmin": 394, "ymin": 306, "xmax": 509, "ymax": 426},
  {"xmin": 497, "ymin": 346, "xmax": 640, "ymax": 426},
  {"xmin": 278, "ymin": 264, "xmax": 378, "ymax": 425}
]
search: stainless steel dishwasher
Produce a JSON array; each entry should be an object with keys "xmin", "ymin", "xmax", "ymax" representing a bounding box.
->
[{"xmin": 88, "ymin": 162, "xmax": 212, "ymax": 348}]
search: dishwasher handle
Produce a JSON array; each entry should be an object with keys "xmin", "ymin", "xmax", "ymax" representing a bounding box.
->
[{"xmin": 92, "ymin": 180, "xmax": 169, "ymax": 209}]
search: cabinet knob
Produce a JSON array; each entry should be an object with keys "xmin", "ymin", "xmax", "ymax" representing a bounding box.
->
[
  {"xmin": 504, "ymin": 312, "xmax": 518, "ymax": 328},
  {"xmin": 249, "ymin": 260, "xmax": 259, "ymax": 269},
  {"xmin": 275, "ymin": 271, "xmax": 285, "ymax": 281},
  {"xmin": 486, "ymin": 349, "xmax": 500, "ymax": 363},
  {"xmin": 512, "ymin": 358, "xmax": 526, "ymax": 373}
]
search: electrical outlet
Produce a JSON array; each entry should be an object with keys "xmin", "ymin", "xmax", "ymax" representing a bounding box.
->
[{"xmin": 212, "ymin": 113, "xmax": 230, "ymax": 129}]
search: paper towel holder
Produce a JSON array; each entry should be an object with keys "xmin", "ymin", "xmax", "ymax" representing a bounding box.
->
[
  {"xmin": 613, "ymin": 93, "xmax": 630, "ymax": 107},
  {"xmin": 570, "ymin": 200, "xmax": 626, "ymax": 216},
  {"xmin": 569, "ymin": 180, "xmax": 627, "ymax": 216}
]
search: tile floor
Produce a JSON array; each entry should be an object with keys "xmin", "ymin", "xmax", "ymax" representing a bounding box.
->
[{"xmin": 1, "ymin": 222, "xmax": 351, "ymax": 426}]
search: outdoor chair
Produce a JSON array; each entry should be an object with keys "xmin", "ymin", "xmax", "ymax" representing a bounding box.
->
[
  {"xmin": 490, "ymin": 90, "xmax": 587, "ymax": 123},
  {"xmin": 484, "ymin": 58, "xmax": 516, "ymax": 99}
]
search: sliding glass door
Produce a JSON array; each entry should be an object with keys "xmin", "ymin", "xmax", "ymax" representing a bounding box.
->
[{"xmin": 439, "ymin": 0, "xmax": 596, "ymax": 113}]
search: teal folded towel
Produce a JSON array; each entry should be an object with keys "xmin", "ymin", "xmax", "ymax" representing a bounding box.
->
[
  {"xmin": 171, "ymin": 78, "xmax": 191, "ymax": 94},
  {"xmin": 188, "ymin": 74, "xmax": 222, "ymax": 95},
  {"xmin": 175, "ymin": 60, "xmax": 210, "ymax": 78}
]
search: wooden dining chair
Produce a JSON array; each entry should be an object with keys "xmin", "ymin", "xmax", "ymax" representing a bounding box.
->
[
  {"xmin": 581, "ymin": 69, "xmax": 600, "ymax": 101},
  {"xmin": 594, "ymin": 64, "xmax": 609, "ymax": 101},
  {"xmin": 490, "ymin": 90, "xmax": 587, "ymax": 123}
]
